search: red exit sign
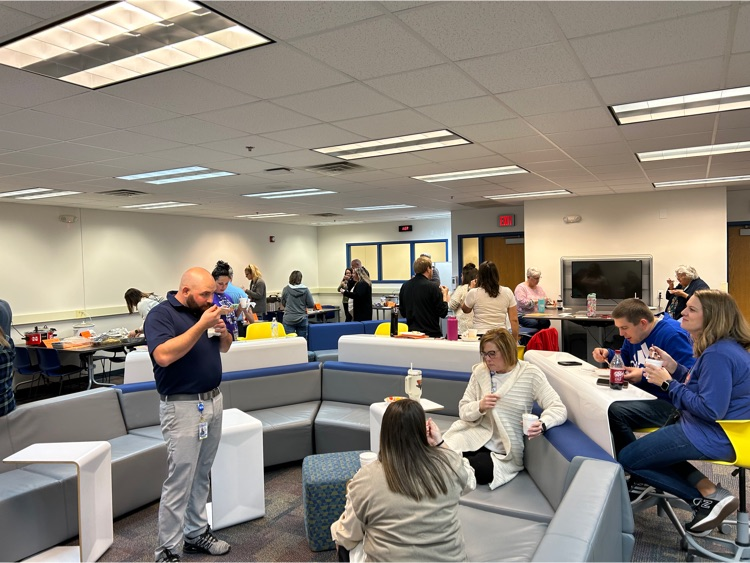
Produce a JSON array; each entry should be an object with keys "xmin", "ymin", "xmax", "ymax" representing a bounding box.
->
[
  {"xmin": 399, "ymin": 225, "xmax": 413, "ymax": 232},
  {"xmin": 498, "ymin": 214, "xmax": 515, "ymax": 227}
]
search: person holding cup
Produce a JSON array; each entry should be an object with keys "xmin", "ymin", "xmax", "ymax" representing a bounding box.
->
[
  {"xmin": 514, "ymin": 268, "xmax": 554, "ymax": 331},
  {"xmin": 331, "ymin": 399, "xmax": 475, "ymax": 562},
  {"xmin": 442, "ymin": 328, "xmax": 566, "ymax": 488}
]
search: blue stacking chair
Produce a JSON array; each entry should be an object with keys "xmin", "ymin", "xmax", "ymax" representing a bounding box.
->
[
  {"xmin": 12, "ymin": 346, "xmax": 42, "ymax": 394},
  {"xmin": 35, "ymin": 348, "xmax": 85, "ymax": 395}
]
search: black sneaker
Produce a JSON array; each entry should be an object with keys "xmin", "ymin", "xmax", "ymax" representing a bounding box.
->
[
  {"xmin": 183, "ymin": 526, "xmax": 231, "ymax": 556},
  {"xmin": 685, "ymin": 484, "xmax": 739, "ymax": 534},
  {"xmin": 156, "ymin": 548, "xmax": 180, "ymax": 562}
]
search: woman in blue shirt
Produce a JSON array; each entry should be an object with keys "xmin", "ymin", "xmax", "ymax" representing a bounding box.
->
[{"xmin": 620, "ymin": 290, "xmax": 750, "ymax": 535}]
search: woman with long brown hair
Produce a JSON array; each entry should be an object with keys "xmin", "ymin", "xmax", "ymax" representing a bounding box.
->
[
  {"xmin": 461, "ymin": 261, "xmax": 519, "ymax": 339},
  {"xmin": 124, "ymin": 288, "xmax": 164, "ymax": 336},
  {"xmin": 331, "ymin": 399, "xmax": 475, "ymax": 561},
  {"xmin": 621, "ymin": 290, "xmax": 750, "ymax": 535}
]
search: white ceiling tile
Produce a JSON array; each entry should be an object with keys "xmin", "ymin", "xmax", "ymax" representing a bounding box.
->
[
  {"xmin": 570, "ymin": 10, "xmax": 730, "ymax": 77},
  {"xmin": 351, "ymin": 153, "xmax": 432, "ymax": 171},
  {"xmin": 0, "ymin": 131, "xmax": 58, "ymax": 151},
  {"xmin": 396, "ymin": 2, "xmax": 556, "ymax": 61},
  {"xmin": 481, "ymin": 136, "xmax": 556, "ymax": 154},
  {"xmin": 715, "ymin": 127, "xmax": 750, "ymax": 144},
  {"xmin": 0, "ymin": 151, "xmax": 79, "ymax": 169},
  {"xmin": 212, "ymin": 1, "xmax": 383, "ymax": 40},
  {"xmin": 129, "ymin": 117, "xmax": 247, "ymax": 144},
  {"xmin": 199, "ymin": 135, "xmax": 300, "ymax": 158},
  {"xmin": 592, "ymin": 58, "xmax": 724, "ymax": 106},
  {"xmin": 106, "ymin": 71, "xmax": 258, "ymax": 116},
  {"xmin": 710, "ymin": 152, "xmax": 750, "ymax": 165},
  {"xmin": 609, "ymin": 185, "xmax": 654, "ymax": 193},
  {"xmin": 417, "ymin": 96, "xmax": 516, "ymax": 127},
  {"xmin": 365, "ymin": 65, "xmax": 486, "ymax": 107},
  {"xmin": 523, "ymin": 160, "xmax": 583, "ymax": 173},
  {"xmin": 497, "ymin": 81, "xmax": 602, "ymax": 117},
  {"xmin": 549, "ymin": 1, "xmax": 728, "ymax": 39},
  {"xmin": 503, "ymin": 149, "xmax": 570, "ymax": 164},
  {"xmin": 575, "ymin": 153, "xmax": 639, "ymax": 167},
  {"xmin": 57, "ymin": 162, "xmax": 137, "ymax": 178},
  {"xmin": 727, "ymin": 52, "xmax": 750, "ymax": 88},
  {"xmin": 525, "ymin": 107, "xmax": 615, "ymax": 134},
  {"xmin": 643, "ymin": 165, "xmax": 709, "ymax": 181},
  {"xmin": 264, "ymin": 124, "xmax": 367, "ymax": 149},
  {"xmin": 273, "ymin": 83, "xmax": 404, "ymax": 122},
  {"xmin": 458, "ymin": 43, "xmax": 586, "ymax": 94},
  {"xmin": 564, "ymin": 141, "xmax": 634, "ymax": 158},
  {"xmin": 621, "ymin": 114, "xmax": 716, "ymax": 141},
  {"xmin": 194, "ymin": 158, "xmax": 269, "ymax": 175},
  {"xmin": 718, "ymin": 109, "xmax": 750, "ymax": 129},
  {"xmin": 641, "ymin": 157, "xmax": 710, "ymax": 171},
  {"xmin": 195, "ymin": 102, "xmax": 319, "ymax": 134},
  {"xmin": 8, "ymin": 169, "xmax": 99, "ymax": 185},
  {"xmin": 628, "ymin": 133, "xmax": 714, "ymax": 153},
  {"xmin": 0, "ymin": 162, "xmax": 36, "ymax": 176},
  {"xmin": 33, "ymin": 93, "xmax": 180, "ymax": 129},
  {"xmin": 290, "ymin": 17, "xmax": 445, "ymax": 81},
  {"xmin": 22, "ymin": 142, "xmax": 129, "ymax": 163},
  {"xmin": 96, "ymin": 155, "xmax": 188, "ymax": 174},
  {"xmin": 444, "ymin": 154, "xmax": 516, "ymax": 170},
  {"xmin": 732, "ymin": 3, "xmax": 750, "ymax": 53},
  {"xmin": 453, "ymin": 119, "xmax": 538, "ymax": 143},
  {"xmin": 0, "ymin": 66, "xmax": 84, "ymax": 109},
  {"xmin": 0, "ymin": 3, "xmax": 40, "ymax": 38},
  {"xmin": 147, "ymin": 146, "xmax": 238, "ymax": 165},
  {"xmin": 0, "ymin": 109, "xmax": 112, "ymax": 140},
  {"xmin": 256, "ymin": 149, "xmax": 346, "ymax": 168},
  {"xmin": 187, "ymin": 44, "xmax": 351, "ymax": 99},
  {"xmin": 3, "ymin": 2, "xmax": 96, "ymax": 19},
  {"xmin": 418, "ymin": 144, "xmax": 497, "ymax": 163},
  {"xmin": 73, "ymin": 131, "xmax": 186, "ymax": 154},
  {"xmin": 546, "ymin": 127, "xmax": 625, "ymax": 147},
  {"xmin": 334, "ymin": 109, "xmax": 443, "ymax": 139}
]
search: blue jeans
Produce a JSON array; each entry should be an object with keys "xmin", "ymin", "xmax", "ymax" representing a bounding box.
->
[
  {"xmin": 156, "ymin": 392, "xmax": 223, "ymax": 558},
  {"xmin": 283, "ymin": 317, "xmax": 309, "ymax": 340},
  {"xmin": 619, "ymin": 422, "xmax": 709, "ymax": 502},
  {"xmin": 608, "ymin": 398, "xmax": 677, "ymax": 455},
  {"xmin": 518, "ymin": 315, "xmax": 550, "ymax": 330}
]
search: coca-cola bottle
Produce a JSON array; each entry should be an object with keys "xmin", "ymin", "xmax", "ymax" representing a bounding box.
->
[{"xmin": 609, "ymin": 350, "xmax": 625, "ymax": 390}]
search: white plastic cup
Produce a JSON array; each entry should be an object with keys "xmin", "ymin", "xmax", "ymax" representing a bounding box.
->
[
  {"xmin": 239, "ymin": 298, "xmax": 248, "ymax": 308},
  {"xmin": 359, "ymin": 451, "xmax": 377, "ymax": 468},
  {"xmin": 644, "ymin": 358, "xmax": 664, "ymax": 369},
  {"xmin": 522, "ymin": 413, "xmax": 539, "ymax": 436},
  {"xmin": 207, "ymin": 328, "xmax": 219, "ymax": 338},
  {"xmin": 467, "ymin": 328, "xmax": 478, "ymax": 340}
]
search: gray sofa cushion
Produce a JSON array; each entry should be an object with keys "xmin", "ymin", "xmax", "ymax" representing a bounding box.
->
[
  {"xmin": 314, "ymin": 401, "xmax": 370, "ymax": 454},
  {"xmin": 460, "ymin": 471, "xmax": 555, "ymax": 523},
  {"xmin": 223, "ymin": 364, "xmax": 321, "ymax": 412},
  {"xmin": 0, "ymin": 416, "xmax": 13, "ymax": 475},
  {"xmin": 250, "ymin": 401, "xmax": 320, "ymax": 466},
  {"xmin": 0, "ymin": 468, "xmax": 69, "ymax": 561},
  {"xmin": 460, "ymin": 505, "xmax": 548, "ymax": 562},
  {"xmin": 117, "ymin": 387, "xmax": 160, "ymax": 431}
]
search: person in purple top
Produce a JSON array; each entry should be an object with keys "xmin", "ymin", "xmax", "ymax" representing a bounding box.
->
[
  {"xmin": 620, "ymin": 290, "xmax": 750, "ymax": 536},
  {"xmin": 211, "ymin": 261, "xmax": 240, "ymax": 340}
]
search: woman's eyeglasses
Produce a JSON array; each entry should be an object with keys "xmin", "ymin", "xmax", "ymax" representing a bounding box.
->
[{"xmin": 480, "ymin": 350, "xmax": 498, "ymax": 359}]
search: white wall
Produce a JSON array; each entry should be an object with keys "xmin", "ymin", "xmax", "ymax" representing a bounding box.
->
[
  {"xmin": 316, "ymin": 218, "xmax": 451, "ymax": 300},
  {"xmin": 523, "ymin": 188, "xmax": 728, "ymax": 306},
  {"xmin": 1, "ymin": 201, "xmax": 318, "ymax": 326}
]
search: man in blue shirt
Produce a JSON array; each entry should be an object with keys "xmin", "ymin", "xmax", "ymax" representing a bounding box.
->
[
  {"xmin": 592, "ymin": 298, "xmax": 695, "ymax": 456},
  {"xmin": 145, "ymin": 267, "xmax": 232, "ymax": 562}
]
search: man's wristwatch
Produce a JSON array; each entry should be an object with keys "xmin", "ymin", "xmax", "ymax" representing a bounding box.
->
[
  {"xmin": 660, "ymin": 379, "xmax": 673, "ymax": 392},
  {"xmin": 541, "ymin": 422, "xmax": 547, "ymax": 434}
]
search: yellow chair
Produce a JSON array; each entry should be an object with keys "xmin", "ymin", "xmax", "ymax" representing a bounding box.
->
[
  {"xmin": 374, "ymin": 322, "xmax": 408, "ymax": 336},
  {"xmin": 517, "ymin": 345, "xmax": 525, "ymax": 361},
  {"xmin": 244, "ymin": 322, "xmax": 287, "ymax": 340}
]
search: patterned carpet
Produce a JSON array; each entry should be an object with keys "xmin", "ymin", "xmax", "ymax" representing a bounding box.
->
[{"xmin": 88, "ymin": 459, "xmax": 747, "ymax": 562}]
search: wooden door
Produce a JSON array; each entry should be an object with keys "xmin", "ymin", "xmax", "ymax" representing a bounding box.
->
[
  {"xmin": 728, "ymin": 226, "xmax": 750, "ymax": 319},
  {"xmin": 482, "ymin": 237, "xmax": 525, "ymax": 289}
]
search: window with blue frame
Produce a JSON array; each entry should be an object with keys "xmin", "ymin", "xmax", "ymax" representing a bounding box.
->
[{"xmin": 347, "ymin": 240, "xmax": 448, "ymax": 283}]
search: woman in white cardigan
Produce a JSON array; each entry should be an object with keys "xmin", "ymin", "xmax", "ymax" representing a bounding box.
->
[{"xmin": 443, "ymin": 328, "xmax": 567, "ymax": 489}]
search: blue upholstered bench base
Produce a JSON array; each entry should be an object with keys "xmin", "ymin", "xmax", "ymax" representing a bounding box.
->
[{"xmin": 302, "ymin": 450, "xmax": 365, "ymax": 551}]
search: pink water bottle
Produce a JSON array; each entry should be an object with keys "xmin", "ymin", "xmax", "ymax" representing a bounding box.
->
[{"xmin": 447, "ymin": 316, "xmax": 458, "ymax": 341}]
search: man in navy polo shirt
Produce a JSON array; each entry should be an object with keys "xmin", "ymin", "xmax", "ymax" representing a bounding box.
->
[{"xmin": 145, "ymin": 267, "xmax": 233, "ymax": 562}]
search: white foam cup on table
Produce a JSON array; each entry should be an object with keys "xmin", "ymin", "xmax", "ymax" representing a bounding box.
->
[
  {"xmin": 359, "ymin": 451, "xmax": 377, "ymax": 468},
  {"xmin": 522, "ymin": 413, "xmax": 539, "ymax": 436},
  {"xmin": 467, "ymin": 328, "xmax": 478, "ymax": 340}
]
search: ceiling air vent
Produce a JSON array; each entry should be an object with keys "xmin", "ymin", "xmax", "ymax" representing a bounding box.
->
[
  {"xmin": 311, "ymin": 213, "xmax": 342, "ymax": 217},
  {"xmin": 99, "ymin": 189, "xmax": 147, "ymax": 197},
  {"xmin": 305, "ymin": 162, "xmax": 366, "ymax": 175},
  {"xmin": 263, "ymin": 167, "xmax": 293, "ymax": 175}
]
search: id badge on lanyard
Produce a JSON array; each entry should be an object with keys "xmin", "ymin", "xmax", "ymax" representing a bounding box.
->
[{"xmin": 198, "ymin": 401, "xmax": 208, "ymax": 440}]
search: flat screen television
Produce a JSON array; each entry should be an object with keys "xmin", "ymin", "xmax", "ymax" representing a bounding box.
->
[{"xmin": 561, "ymin": 256, "xmax": 653, "ymax": 307}]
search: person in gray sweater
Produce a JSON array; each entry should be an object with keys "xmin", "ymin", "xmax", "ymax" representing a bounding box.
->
[
  {"xmin": 331, "ymin": 399, "xmax": 475, "ymax": 562},
  {"xmin": 281, "ymin": 270, "xmax": 315, "ymax": 340}
]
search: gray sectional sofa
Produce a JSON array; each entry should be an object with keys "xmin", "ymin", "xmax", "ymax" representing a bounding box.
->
[{"xmin": 1, "ymin": 360, "xmax": 634, "ymax": 562}]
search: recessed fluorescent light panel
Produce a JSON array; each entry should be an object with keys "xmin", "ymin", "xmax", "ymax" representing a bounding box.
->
[
  {"xmin": 117, "ymin": 166, "xmax": 236, "ymax": 184},
  {"xmin": 412, "ymin": 166, "xmax": 528, "ymax": 183},
  {"xmin": 313, "ymin": 130, "xmax": 470, "ymax": 160},
  {"xmin": 236, "ymin": 213, "xmax": 299, "ymax": 219},
  {"xmin": 0, "ymin": 188, "xmax": 53, "ymax": 198},
  {"xmin": 610, "ymin": 85, "xmax": 750, "ymax": 125},
  {"xmin": 653, "ymin": 175, "xmax": 750, "ymax": 188},
  {"xmin": 484, "ymin": 190, "xmax": 571, "ymax": 200},
  {"xmin": 345, "ymin": 204, "xmax": 416, "ymax": 211},
  {"xmin": 311, "ymin": 220, "xmax": 364, "ymax": 226},
  {"xmin": 242, "ymin": 189, "xmax": 336, "ymax": 199},
  {"xmin": 121, "ymin": 201, "xmax": 197, "ymax": 209},
  {"xmin": 0, "ymin": 0, "xmax": 272, "ymax": 89},
  {"xmin": 637, "ymin": 141, "xmax": 750, "ymax": 162},
  {"xmin": 15, "ymin": 190, "xmax": 82, "ymax": 200}
]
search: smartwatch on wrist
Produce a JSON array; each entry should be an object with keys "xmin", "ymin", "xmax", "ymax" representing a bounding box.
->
[
  {"xmin": 660, "ymin": 379, "xmax": 672, "ymax": 392},
  {"xmin": 541, "ymin": 422, "xmax": 547, "ymax": 434}
]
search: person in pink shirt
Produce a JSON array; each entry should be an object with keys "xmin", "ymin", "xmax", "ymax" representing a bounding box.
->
[{"xmin": 514, "ymin": 268, "xmax": 554, "ymax": 331}]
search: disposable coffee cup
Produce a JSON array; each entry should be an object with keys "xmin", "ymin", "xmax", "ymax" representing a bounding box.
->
[
  {"xmin": 359, "ymin": 451, "xmax": 377, "ymax": 468},
  {"xmin": 239, "ymin": 298, "xmax": 248, "ymax": 308},
  {"xmin": 207, "ymin": 328, "xmax": 219, "ymax": 338},
  {"xmin": 537, "ymin": 299, "xmax": 546, "ymax": 313},
  {"xmin": 644, "ymin": 358, "xmax": 664, "ymax": 369},
  {"xmin": 522, "ymin": 413, "xmax": 539, "ymax": 436}
]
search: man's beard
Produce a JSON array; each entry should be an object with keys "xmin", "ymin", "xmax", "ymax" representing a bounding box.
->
[{"xmin": 186, "ymin": 294, "xmax": 212, "ymax": 313}]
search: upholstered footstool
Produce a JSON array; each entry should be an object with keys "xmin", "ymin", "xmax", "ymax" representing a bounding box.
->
[{"xmin": 302, "ymin": 450, "xmax": 365, "ymax": 551}]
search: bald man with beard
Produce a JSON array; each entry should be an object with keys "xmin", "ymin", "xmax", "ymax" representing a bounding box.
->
[{"xmin": 146, "ymin": 267, "xmax": 232, "ymax": 562}]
